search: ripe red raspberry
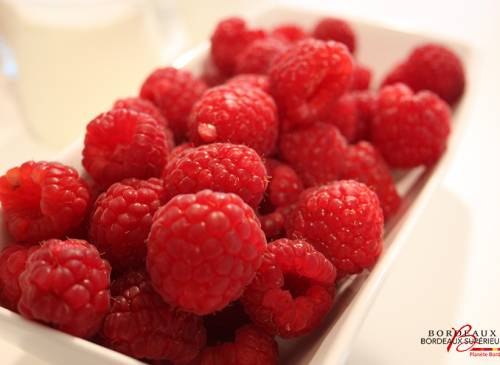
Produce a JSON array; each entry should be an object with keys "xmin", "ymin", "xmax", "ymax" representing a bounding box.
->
[
  {"xmin": 342, "ymin": 142, "xmax": 401, "ymax": 219},
  {"xmin": 83, "ymin": 108, "xmax": 173, "ymax": 188},
  {"xmin": 101, "ymin": 270, "xmax": 206, "ymax": 362},
  {"xmin": 188, "ymin": 85, "xmax": 278, "ymax": 156},
  {"xmin": 147, "ymin": 190, "xmax": 266, "ymax": 315},
  {"xmin": 140, "ymin": 67, "xmax": 208, "ymax": 140},
  {"xmin": 372, "ymin": 84, "xmax": 451, "ymax": 168},
  {"xmin": 271, "ymin": 24, "xmax": 307, "ymax": 43},
  {"xmin": 350, "ymin": 63, "xmax": 372, "ymax": 90},
  {"xmin": 0, "ymin": 244, "xmax": 36, "ymax": 311},
  {"xmin": 265, "ymin": 159, "xmax": 303, "ymax": 208},
  {"xmin": 0, "ymin": 161, "xmax": 90, "ymax": 242},
  {"xmin": 163, "ymin": 143, "xmax": 268, "ymax": 208},
  {"xmin": 235, "ymin": 36, "xmax": 289, "ymax": 75},
  {"xmin": 286, "ymin": 180, "xmax": 384, "ymax": 276},
  {"xmin": 259, "ymin": 211, "xmax": 285, "ymax": 240},
  {"xmin": 323, "ymin": 93, "xmax": 359, "ymax": 142},
  {"xmin": 112, "ymin": 97, "xmax": 168, "ymax": 129},
  {"xmin": 18, "ymin": 239, "xmax": 111, "ymax": 338},
  {"xmin": 225, "ymin": 74, "xmax": 270, "ymax": 94},
  {"xmin": 351, "ymin": 90, "xmax": 377, "ymax": 141},
  {"xmin": 242, "ymin": 238, "xmax": 335, "ymax": 338},
  {"xmin": 89, "ymin": 178, "xmax": 165, "ymax": 271},
  {"xmin": 312, "ymin": 17, "xmax": 356, "ymax": 53},
  {"xmin": 199, "ymin": 324, "xmax": 278, "ymax": 365},
  {"xmin": 382, "ymin": 44, "xmax": 465, "ymax": 105},
  {"xmin": 279, "ymin": 123, "xmax": 348, "ymax": 187},
  {"xmin": 269, "ymin": 39, "xmax": 353, "ymax": 127},
  {"xmin": 210, "ymin": 17, "xmax": 266, "ymax": 75}
]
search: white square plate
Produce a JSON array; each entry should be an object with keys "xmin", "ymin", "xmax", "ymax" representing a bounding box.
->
[{"xmin": 0, "ymin": 5, "xmax": 475, "ymax": 365}]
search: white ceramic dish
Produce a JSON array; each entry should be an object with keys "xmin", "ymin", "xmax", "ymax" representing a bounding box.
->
[{"xmin": 0, "ymin": 5, "xmax": 475, "ymax": 365}]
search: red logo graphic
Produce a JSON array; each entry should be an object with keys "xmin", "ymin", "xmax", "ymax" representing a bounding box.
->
[{"xmin": 447, "ymin": 324, "xmax": 500, "ymax": 354}]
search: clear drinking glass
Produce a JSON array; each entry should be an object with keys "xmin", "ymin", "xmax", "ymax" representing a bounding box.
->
[{"xmin": 0, "ymin": 0, "xmax": 164, "ymax": 147}]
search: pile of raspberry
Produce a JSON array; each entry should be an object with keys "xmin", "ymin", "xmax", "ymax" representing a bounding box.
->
[{"xmin": 0, "ymin": 14, "xmax": 464, "ymax": 365}]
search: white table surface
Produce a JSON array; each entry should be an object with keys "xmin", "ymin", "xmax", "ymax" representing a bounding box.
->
[{"xmin": 1, "ymin": 0, "xmax": 500, "ymax": 364}]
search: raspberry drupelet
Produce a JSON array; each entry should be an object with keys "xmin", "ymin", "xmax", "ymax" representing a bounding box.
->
[
  {"xmin": 188, "ymin": 84, "xmax": 279, "ymax": 156},
  {"xmin": 242, "ymin": 238, "xmax": 336, "ymax": 338},
  {"xmin": 101, "ymin": 270, "xmax": 206, "ymax": 362},
  {"xmin": 147, "ymin": 190, "xmax": 266, "ymax": 315},
  {"xmin": 0, "ymin": 161, "xmax": 90, "ymax": 242},
  {"xmin": 17, "ymin": 239, "xmax": 111, "ymax": 338},
  {"xmin": 89, "ymin": 178, "xmax": 166, "ymax": 271},
  {"xmin": 286, "ymin": 180, "xmax": 384, "ymax": 277},
  {"xmin": 83, "ymin": 108, "xmax": 173, "ymax": 188},
  {"xmin": 140, "ymin": 67, "xmax": 208, "ymax": 141},
  {"xmin": 162, "ymin": 143, "xmax": 268, "ymax": 209},
  {"xmin": 269, "ymin": 38, "xmax": 353, "ymax": 127}
]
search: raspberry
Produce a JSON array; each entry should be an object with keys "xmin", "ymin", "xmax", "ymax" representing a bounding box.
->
[
  {"xmin": 372, "ymin": 84, "xmax": 451, "ymax": 168},
  {"xmin": 101, "ymin": 270, "xmax": 206, "ymax": 362},
  {"xmin": 83, "ymin": 108, "xmax": 173, "ymax": 188},
  {"xmin": 259, "ymin": 211, "xmax": 285, "ymax": 240},
  {"xmin": 323, "ymin": 93, "xmax": 359, "ymax": 142},
  {"xmin": 351, "ymin": 90, "xmax": 377, "ymax": 141},
  {"xmin": 350, "ymin": 63, "xmax": 372, "ymax": 91},
  {"xmin": 242, "ymin": 238, "xmax": 335, "ymax": 338},
  {"xmin": 269, "ymin": 39, "xmax": 353, "ymax": 127},
  {"xmin": 342, "ymin": 142, "xmax": 401, "ymax": 219},
  {"xmin": 235, "ymin": 36, "xmax": 289, "ymax": 75},
  {"xmin": 312, "ymin": 17, "xmax": 356, "ymax": 53},
  {"xmin": 198, "ymin": 324, "xmax": 278, "ymax": 365},
  {"xmin": 286, "ymin": 180, "xmax": 384, "ymax": 276},
  {"xmin": 279, "ymin": 123, "xmax": 348, "ymax": 187},
  {"xmin": 271, "ymin": 24, "xmax": 307, "ymax": 43},
  {"xmin": 162, "ymin": 143, "xmax": 268, "ymax": 208},
  {"xmin": 89, "ymin": 178, "xmax": 165, "ymax": 271},
  {"xmin": 383, "ymin": 44, "xmax": 465, "ymax": 105},
  {"xmin": 0, "ymin": 161, "xmax": 90, "ymax": 242},
  {"xmin": 112, "ymin": 97, "xmax": 168, "ymax": 129},
  {"xmin": 18, "ymin": 239, "xmax": 111, "ymax": 338},
  {"xmin": 188, "ymin": 85, "xmax": 279, "ymax": 156},
  {"xmin": 147, "ymin": 190, "xmax": 266, "ymax": 315},
  {"xmin": 0, "ymin": 244, "xmax": 36, "ymax": 311},
  {"xmin": 264, "ymin": 159, "xmax": 303, "ymax": 208},
  {"xmin": 225, "ymin": 74, "xmax": 270, "ymax": 94},
  {"xmin": 210, "ymin": 17, "xmax": 266, "ymax": 75},
  {"xmin": 140, "ymin": 67, "xmax": 207, "ymax": 140}
]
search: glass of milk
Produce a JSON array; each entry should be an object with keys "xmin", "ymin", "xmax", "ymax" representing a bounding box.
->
[{"xmin": 0, "ymin": 0, "xmax": 164, "ymax": 148}]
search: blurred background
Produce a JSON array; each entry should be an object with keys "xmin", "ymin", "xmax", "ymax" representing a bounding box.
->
[
  {"xmin": 0, "ymin": 0, "xmax": 498, "ymax": 167},
  {"xmin": 1, "ymin": 1, "xmax": 500, "ymax": 365}
]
